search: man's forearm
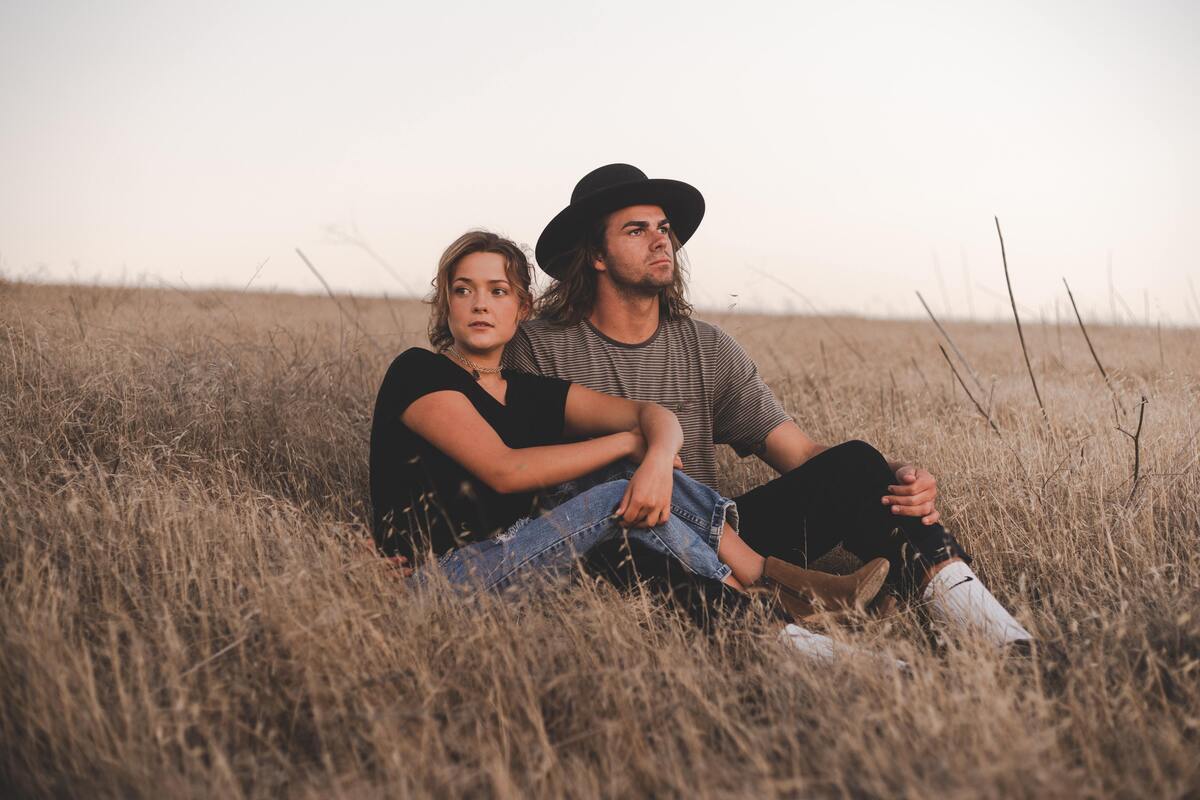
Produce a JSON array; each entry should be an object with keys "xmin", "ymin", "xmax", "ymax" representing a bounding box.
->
[{"xmin": 636, "ymin": 402, "xmax": 684, "ymax": 460}]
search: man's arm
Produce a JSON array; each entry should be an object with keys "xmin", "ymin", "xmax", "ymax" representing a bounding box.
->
[
  {"xmin": 757, "ymin": 420, "xmax": 941, "ymax": 526},
  {"xmin": 757, "ymin": 420, "xmax": 827, "ymax": 473}
]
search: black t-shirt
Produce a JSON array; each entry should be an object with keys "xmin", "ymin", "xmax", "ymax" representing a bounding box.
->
[{"xmin": 369, "ymin": 347, "xmax": 571, "ymax": 562}]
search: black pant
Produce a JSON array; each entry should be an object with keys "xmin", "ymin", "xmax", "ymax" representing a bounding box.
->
[
  {"xmin": 734, "ymin": 439, "xmax": 969, "ymax": 595},
  {"xmin": 583, "ymin": 539, "xmax": 781, "ymax": 634},
  {"xmin": 585, "ymin": 439, "xmax": 970, "ymax": 627}
]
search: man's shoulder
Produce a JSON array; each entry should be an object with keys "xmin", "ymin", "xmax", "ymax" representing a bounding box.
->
[
  {"xmin": 681, "ymin": 317, "xmax": 742, "ymax": 352},
  {"xmin": 519, "ymin": 318, "xmax": 588, "ymax": 344}
]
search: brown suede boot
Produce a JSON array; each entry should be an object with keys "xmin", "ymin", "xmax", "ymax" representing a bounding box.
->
[{"xmin": 758, "ymin": 557, "xmax": 890, "ymax": 622}]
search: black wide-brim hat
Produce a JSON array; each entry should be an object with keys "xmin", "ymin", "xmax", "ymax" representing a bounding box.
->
[{"xmin": 535, "ymin": 163, "xmax": 705, "ymax": 279}]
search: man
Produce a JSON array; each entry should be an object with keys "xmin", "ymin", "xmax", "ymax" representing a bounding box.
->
[{"xmin": 504, "ymin": 163, "xmax": 1033, "ymax": 650}]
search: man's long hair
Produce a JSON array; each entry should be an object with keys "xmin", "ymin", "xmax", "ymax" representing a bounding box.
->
[{"xmin": 534, "ymin": 214, "xmax": 693, "ymax": 325}]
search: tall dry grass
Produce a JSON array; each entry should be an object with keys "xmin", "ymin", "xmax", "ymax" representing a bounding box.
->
[{"xmin": 1, "ymin": 279, "xmax": 1198, "ymax": 798}]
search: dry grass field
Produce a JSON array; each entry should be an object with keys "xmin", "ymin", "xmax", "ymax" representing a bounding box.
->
[{"xmin": 2, "ymin": 278, "xmax": 1198, "ymax": 798}]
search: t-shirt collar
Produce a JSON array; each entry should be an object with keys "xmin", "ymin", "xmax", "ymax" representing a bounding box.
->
[{"xmin": 582, "ymin": 316, "xmax": 663, "ymax": 349}]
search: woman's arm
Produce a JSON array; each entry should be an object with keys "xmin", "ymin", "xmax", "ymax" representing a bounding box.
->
[
  {"xmin": 563, "ymin": 384, "xmax": 683, "ymax": 461},
  {"xmin": 401, "ymin": 390, "xmax": 639, "ymax": 494},
  {"xmin": 562, "ymin": 385, "xmax": 683, "ymax": 528}
]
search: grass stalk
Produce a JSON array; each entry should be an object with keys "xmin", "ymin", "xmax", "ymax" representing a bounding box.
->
[{"xmin": 995, "ymin": 217, "xmax": 1047, "ymax": 424}]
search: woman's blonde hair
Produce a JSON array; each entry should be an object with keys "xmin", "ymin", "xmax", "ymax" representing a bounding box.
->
[{"xmin": 427, "ymin": 231, "xmax": 534, "ymax": 350}]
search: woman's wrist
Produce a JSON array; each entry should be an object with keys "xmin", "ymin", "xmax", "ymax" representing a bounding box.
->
[{"xmin": 643, "ymin": 444, "xmax": 677, "ymax": 466}]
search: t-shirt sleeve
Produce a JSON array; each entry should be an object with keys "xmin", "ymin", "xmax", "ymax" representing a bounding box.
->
[
  {"xmin": 374, "ymin": 348, "xmax": 465, "ymax": 421},
  {"xmin": 500, "ymin": 325, "xmax": 539, "ymax": 373},
  {"xmin": 710, "ymin": 327, "xmax": 793, "ymax": 457}
]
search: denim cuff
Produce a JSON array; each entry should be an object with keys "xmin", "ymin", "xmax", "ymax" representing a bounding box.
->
[{"xmin": 707, "ymin": 498, "xmax": 738, "ymax": 555}]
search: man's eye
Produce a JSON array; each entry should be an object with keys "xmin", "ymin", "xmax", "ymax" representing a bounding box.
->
[
  {"xmin": 629, "ymin": 229, "xmax": 642, "ymax": 236},
  {"xmin": 659, "ymin": 225, "xmax": 671, "ymax": 234}
]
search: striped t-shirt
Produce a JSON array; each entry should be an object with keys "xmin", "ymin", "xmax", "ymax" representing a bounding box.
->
[{"xmin": 502, "ymin": 317, "xmax": 792, "ymax": 489}]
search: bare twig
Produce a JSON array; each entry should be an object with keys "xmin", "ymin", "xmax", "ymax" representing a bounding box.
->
[
  {"xmin": 295, "ymin": 248, "xmax": 386, "ymax": 355},
  {"xmin": 243, "ymin": 257, "xmax": 269, "ymax": 291},
  {"xmin": 749, "ymin": 268, "xmax": 866, "ymax": 364},
  {"xmin": 916, "ymin": 291, "xmax": 986, "ymax": 399},
  {"xmin": 1063, "ymin": 278, "xmax": 1126, "ymax": 420},
  {"xmin": 995, "ymin": 217, "xmax": 1047, "ymax": 423},
  {"xmin": 909, "ymin": 356, "xmax": 932, "ymax": 395},
  {"xmin": 1117, "ymin": 396, "xmax": 1148, "ymax": 502},
  {"xmin": 938, "ymin": 345, "xmax": 1002, "ymax": 439},
  {"xmin": 939, "ymin": 344, "xmax": 1027, "ymax": 474},
  {"xmin": 325, "ymin": 223, "xmax": 420, "ymax": 296},
  {"xmin": 67, "ymin": 295, "xmax": 86, "ymax": 341}
]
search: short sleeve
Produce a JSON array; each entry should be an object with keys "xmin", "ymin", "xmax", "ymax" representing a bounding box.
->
[
  {"xmin": 710, "ymin": 327, "xmax": 792, "ymax": 456},
  {"xmin": 374, "ymin": 348, "xmax": 466, "ymax": 421},
  {"xmin": 501, "ymin": 325, "xmax": 539, "ymax": 373}
]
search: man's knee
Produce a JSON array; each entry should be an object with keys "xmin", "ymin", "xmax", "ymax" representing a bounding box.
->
[{"xmin": 816, "ymin": 439, "xmax": 892, "ymax": 483}]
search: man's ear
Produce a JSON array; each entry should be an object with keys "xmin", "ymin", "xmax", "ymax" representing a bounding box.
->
[{"xmin": 591, "ymin": 249, "xmax": 607, "ymax": 273}]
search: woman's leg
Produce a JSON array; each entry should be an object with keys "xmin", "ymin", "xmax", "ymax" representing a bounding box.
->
[
  {"xmin": 436, "ymin": 478, "xmax": 734, "ymax": 594},
  {"xmin": 716, "ymin": 525, "xmax": 766, "ymax": 586}
]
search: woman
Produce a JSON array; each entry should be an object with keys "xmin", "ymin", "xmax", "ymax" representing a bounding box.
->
[{"xmin": 369, "ymin": 231, "xmax": 887, "ymax": 624}]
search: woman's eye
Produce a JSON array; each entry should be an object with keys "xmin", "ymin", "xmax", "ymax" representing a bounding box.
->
[
  {"xmin": 492, "ymin": 288, "xmax": 508, "ymax": 296},
  {"xmin": 453, "ymin": 286, "xmax": 470, "ymax": 295}
]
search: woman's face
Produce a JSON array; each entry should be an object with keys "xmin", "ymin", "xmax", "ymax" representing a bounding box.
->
[{"xmin": 447, "ymin": 251, "xmax": 526, "ymax": 356}]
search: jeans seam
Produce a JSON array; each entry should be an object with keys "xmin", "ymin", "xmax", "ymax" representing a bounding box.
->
[
  {"xmin": 640, "ymin": 526, "xmax": 732, "ymax": 583},
  {"xmin": 708, "ymin": 499, "xmax": 738, "ymax": 554}
]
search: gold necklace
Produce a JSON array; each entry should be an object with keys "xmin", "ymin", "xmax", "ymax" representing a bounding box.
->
[{"xmin": 445, "ymin": 347, "xmax": 502, "ymax": 380}]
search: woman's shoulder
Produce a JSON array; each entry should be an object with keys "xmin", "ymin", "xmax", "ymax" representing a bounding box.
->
[
  {"xmin": 390, "ymin": 346, "xmax": 443, "ymax": 368},
  {"xmin": 379, "ymin": 347, "xmax": 466, "ymax": 397},
  {"xmin": 386, "ymin": 347, "xmax": 459, "ymax": 376}
]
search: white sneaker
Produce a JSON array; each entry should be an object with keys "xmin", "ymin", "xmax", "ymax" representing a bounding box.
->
[
  {"xmin": 780, "ymin": 624, "xmax": 909, "ymax": 671},
  {"xmin": 923, "ymin": 560, "xmax": 1033, "ymax": 649}
]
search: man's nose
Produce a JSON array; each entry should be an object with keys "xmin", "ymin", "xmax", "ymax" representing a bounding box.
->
[{"xmin": 651, "ymin": 229, "xmax": 671, "ymax": 251}]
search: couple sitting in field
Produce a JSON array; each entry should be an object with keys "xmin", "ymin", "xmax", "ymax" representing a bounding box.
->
[{"xmin": 369, "ymin": 163, "xmax": 1033, "ymax": 661}]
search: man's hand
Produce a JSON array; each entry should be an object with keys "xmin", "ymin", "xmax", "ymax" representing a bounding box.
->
[
  {"xmin": 882, "ymin": 464, "xmax": 940, "ymax": 526},
  {"xmin": 615, "ymin": 450, "xmax": 679, "ymax": 528}
]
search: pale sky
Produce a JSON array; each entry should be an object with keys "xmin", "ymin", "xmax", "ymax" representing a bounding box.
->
[{"xmin": 2, "ymin": 1, "xmax": 1197, "ymax": 323}]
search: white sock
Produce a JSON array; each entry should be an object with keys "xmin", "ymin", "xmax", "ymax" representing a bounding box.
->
[
  {"xmin": 922, "ymin": 560, "xmax": 1032, "ymax": 647},
  {"xmin": 779, "ymin": 624, "xmax": 909, "ymax": 671}
]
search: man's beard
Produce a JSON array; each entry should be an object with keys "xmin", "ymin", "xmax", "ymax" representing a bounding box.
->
[{"xmin": 606, "ymin": 258, "xmax": 674, "ymax": 298}]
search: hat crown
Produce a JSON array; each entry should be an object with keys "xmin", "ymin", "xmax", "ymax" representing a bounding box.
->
[{"xmin": 571, "ymin": 163, "xmax": 649, "ymax": 204}]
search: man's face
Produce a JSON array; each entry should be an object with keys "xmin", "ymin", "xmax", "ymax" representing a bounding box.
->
[{"xmin": 594, "ymin": 204, "xmax": 674, "ymax": 294}]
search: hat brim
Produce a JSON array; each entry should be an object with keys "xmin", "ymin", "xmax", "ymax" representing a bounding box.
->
[{"xmin": 535, "ymin": 178, "xmax": 705, "ymax": 280}]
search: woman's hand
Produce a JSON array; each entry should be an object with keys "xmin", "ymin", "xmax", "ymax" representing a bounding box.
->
[
  {"xmin": 385, "ymin": 554, "xmax": 414, "ymax": 578},
  {"xmin": 615, "ymin": 448, "xmax": 679, "ymax": 528}
]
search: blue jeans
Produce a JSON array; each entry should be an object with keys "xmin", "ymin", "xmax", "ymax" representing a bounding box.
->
[{"xmin": 428, "ymin": 468, "xmax": 737, "ymax": 593}]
